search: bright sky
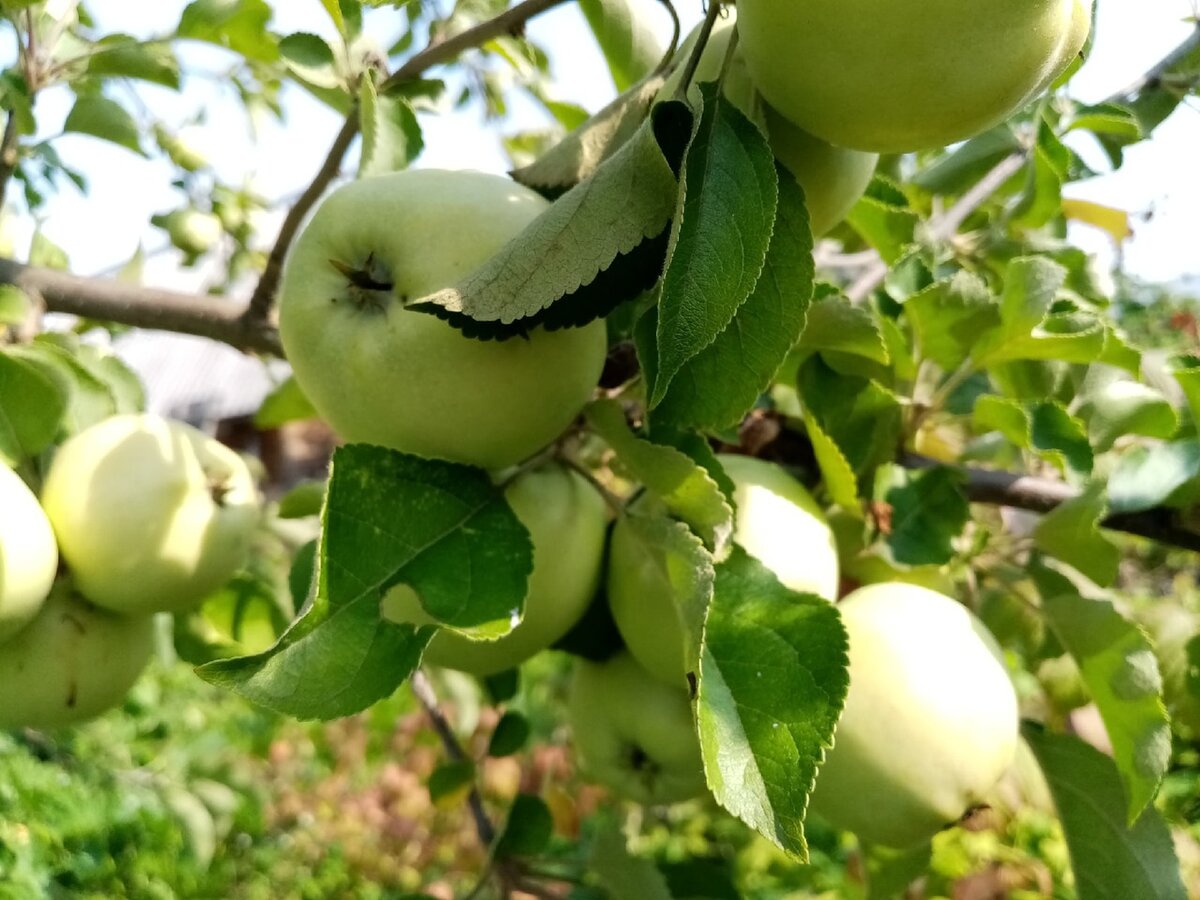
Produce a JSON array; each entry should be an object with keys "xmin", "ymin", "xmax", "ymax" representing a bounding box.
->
[{"xmin": 4, "ymin": 0, "xmax": 1199, "ymax": 291}]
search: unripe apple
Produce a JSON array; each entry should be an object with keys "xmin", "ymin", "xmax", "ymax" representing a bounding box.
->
[
  {"xmin": 568, "ymin": 651, "xmax": 706, "ymax": 805},
  {"xmin": 736, "ymin": 0, "xmax": 1093, "ymax": 152},
  {"xmin": 0, "ymin": 463, "xmax": 58, "ymax": 644},
  {"xmin": 663, "ymin": 18, "xmax": 877, "ymax": 236},
  {"xmin": 278, "ymin": 169, "xmax": 608, "ymax": 471},
  {"xmin": 608, "ymin": 453, "xmax": 838, "ymax": 687},
  {"xmin": 382, "ymin": 461, "xmax": 608, "ymax": 676},
  {"xmin": 153, "ymin": 209, "xmax": 223, "ymax": 258},
  {"xmin": 0, "ymin": 583, "xmax": 156, "ymax": 729},
  {"xmin": 809, "ymin": 583, "xmax": 1019, "ymax": 848},
  {"xmin": 41, "ymin": 414, "xmax": 261, "ymax": 615}
]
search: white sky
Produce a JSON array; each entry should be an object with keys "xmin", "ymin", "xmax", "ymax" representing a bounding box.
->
[{"xmin": 3, "ymin": 0, "xmax": 1199, "ymax": 291}]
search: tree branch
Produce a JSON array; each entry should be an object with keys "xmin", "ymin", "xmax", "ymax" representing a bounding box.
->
[
  {"xmin": 243, "ymin": 0, "xmax": 577, "ymax": 327},
  {"xmin": 0, "ymin": 112, "xmax": 20, "ymax": 211},
  {"xmin": 410, "ymin": 668, "xmax": 497, "ymax": 848},
  {"xmin": 0, "ymin": 259, "xmax": 282, "ymax": 355},
  {"xmin": 901, "ymin": 452, "xmax": 1200, "ymax": 552}
]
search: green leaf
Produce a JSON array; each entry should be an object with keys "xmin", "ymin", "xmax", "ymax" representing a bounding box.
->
[
  {"xmin": 586, "ymin": 399, "xmax": 732, "ymax": 551},
  {"xmin": 1033, "ymin": 484, "xmax": 1119, "ymax": 587},
  {"xmin": 87, "ymin": 35, "xmax": 181, "ymax": 88},
  {"xmin": 410, "ymin": 104, "xmax": 691, "ymax": 335},
  {"xmin": 495, "ymin": 794, "xmax": 553, "ymax": 859},
  {"xmin": 0, "ymin": 349, "xmax": 67, "ymax": 465},
  {"xmin": 804, "ymin": 418, "xmax": 859, "ymax": 511},
  {"xmin": 590, "ymin": 825, "xmax": 675, "ymax": 900},
  {"xmin": 872, "ymin": 464, "xmax": 969, "ymax": 567},
  {"xmin": 1010, "ymin": 123, "xmax": 1069, "ymax": 230},
  {"xmin": 358, "ymin": 76, "xmax": 422, "ymax": 177},
  {"xmin": 0, "ymin": 284, "xmax": 30, "ymax": 326},
  {"xmin": 648, "ymin": 164, "xmax": 814, "ymax": 431},
  {"xmin": 319, "ymin": 0, "xmax": 345, "ymax": 36},
  {"xmin": 63, "ymin": 96, "xmax": 144, "ymax": 155},
  {"xmin": 7, "ymin": 338, "xmax": 119, "ymax": 433},
  {"xmin": 511, "ymin": 75, "xmax": 664, "ymax": 197},
  {"xmin": 427, "ymin": 760, "xmax": 475, "ymax": 805},
  {"xmin": 1077, "ymin": 374, "xmax": 1177, "ymax": 452},
  {"xmin": 1107, "ymin": 441, "xmax": 1200, "ymax": 514},
  {"xmin": 904, "ymin": 272, "xmax": 998, "ymax": 371},
  {"xmin": 254, "ymin": 376, "xmax": 317, "ymax": 428},
  {"xmin": 979, "ymin": 255, "xmax": 1065, "ymax": 343},
  {"xmin": 617, "ymin": 510, "xmax": 715, "ymax": 680},
  {"xmin": 1023, "ymin": 725, "xmax": 1185, "ymax": 900},
  {"xmin": 973, "ymin": 396, "xmax": 1092, "ymax": 476},
  {"xmin": 798, "ymin": 358, "xmax": 903, "ymax": 480},
  {"xmin": 276, "ymin": 480, "xmax": 325, "ymax": 519},
  {"xmin": 975, "ymin": 258, "xmax": 1106, "ymax": 367},
  {"xmin": 1169, "ymin": 355, "xmax": 1200, "ymax": 429},
  {"xmin": 198, "ymin": 446, "xmax": 533, "ymax": 720},
  {"xmin": 1039, "ymin": 589, "xmax": 1171, "ymax": 823},
  {"xmin": 578, "ymin": 0, "xmax": 665, "ymax": 93},
  {"xmin": 845, "ymin": 176, "xmax": 919, "ymax": 265},
  {"xmin": 697, "ymin": 547, "xmax": 849, "ymax": 859},
  {"xmin": 487, "ymin": 711, "xmax": 531, "ymax": 757},
  {"xmin": 797, "ymin": 294, "xmax": 890, "ymax": 366},
  {"xmin": 28, "ymin": 231, "xmax": 69, "ymax": 270},
  {"xmin": 649, "ymin": 87, "xmax": 778, "ymax": 408},
  {"xmin": 177, "ymin": 0, "xmax": 279, "ymax": 63},
  {"xmin": 278, "ymin": 32, "xmax": 336, "ymax": 82}
]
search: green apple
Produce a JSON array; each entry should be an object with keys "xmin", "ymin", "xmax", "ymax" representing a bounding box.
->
[
  {"xmin": 153, "ymin": 209, "xmax": 223, "ymax": 258},
  {"xmin": 663, "ymin": 17, "xmax": 877, "ymax": 236},
  {"xmin": 0, "ymin": 582, "xmax": 156, "ymax": 729},
  {"xmin": 278, "ymin": 169, "xmax": 608, "ymax": 471},
  {"xmin": 568, "ymin": 651, "xmax": 706, "ymax": 805},
  {"xmin": 382, "ymin": 461, "xmax": 608, "ymax": 676},
  {"xmin": 41, "ymin": 414, "xmax": 261, "ymax": 615},
  {"xmin": 736, "ymin": 0, "xmax": 1093, "ymax": 152},
  {"xmin": 809, "ymin": 583, "xmax": 1019, "ymax": 848},
  {"xmin": 0, "ymin": 463, "xmax": 58, "ymax": 644},
  {"xmin": 608, "ymin": 453, "xmax": 838, "ymax": 687}
]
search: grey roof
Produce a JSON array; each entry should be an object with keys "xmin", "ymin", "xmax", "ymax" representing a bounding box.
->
[{"xmin": 113, "ymin": 329, "xmax": 291, "ymax": 428}]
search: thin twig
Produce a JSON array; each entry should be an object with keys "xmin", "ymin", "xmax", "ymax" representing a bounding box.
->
[
  {"xmin": 410, "ymin": 668, "xmax": 497, "ymax": 848},
  {"xmin": 242, "ymin": 0, "xmax": 577, "ymax": 327},
  {"xmin": 242, "ymin": 114, "xmax": 358, "ymax": 325}
]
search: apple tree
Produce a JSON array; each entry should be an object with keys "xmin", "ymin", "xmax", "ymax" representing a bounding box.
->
[{"xmin": 2, "ymin": 0, "xmax": 1200, "ymax": 896}]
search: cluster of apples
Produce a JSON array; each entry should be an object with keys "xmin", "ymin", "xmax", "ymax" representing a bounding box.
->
[
  {"xmin": 0, "ymin": 414, "xmax": 260, "ymax": 729},
  {"xmin": 276, "ymin": 179, "xmax": 1021, "ymax": 851}
]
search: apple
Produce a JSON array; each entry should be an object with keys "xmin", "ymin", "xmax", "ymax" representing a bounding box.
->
[
  {"xmin": 382, "ymin": 461, "xmax": 608, "ymax": 676},
  {"xmin": 568, "ymin": 651, "xmax": 706, "ymax": 805},
  {"xmin": 0, "ymin": 463, "xmax": 58, "ymax": 644},
  {"xmin": 735, "ymin": 0, "xmax": 1093, "ymax": 152},
  {"xmin": 663, "ymin": 17, "xmax": 877, "ymax": 236},
  {"xmin": 277, "ymin": 169, "xmax": 608, "ymax": 471},
  {"xmin": 808, "ymin": 583, "xmax": 1019, "ymax": 848},
  {"xmin": 608, "ymin": 453, "xmax": 838, "ymax": 687},
  {"xmin": 40, "ymin": 414, "xmax": 261, "ymax": 616},
  {"xmin": 152, "ymin": 209, "xmax": 223, "ymax": 258},
  {"xmin": 0, "ymin": 582, "xmax": 156, "ymax": 729}
]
